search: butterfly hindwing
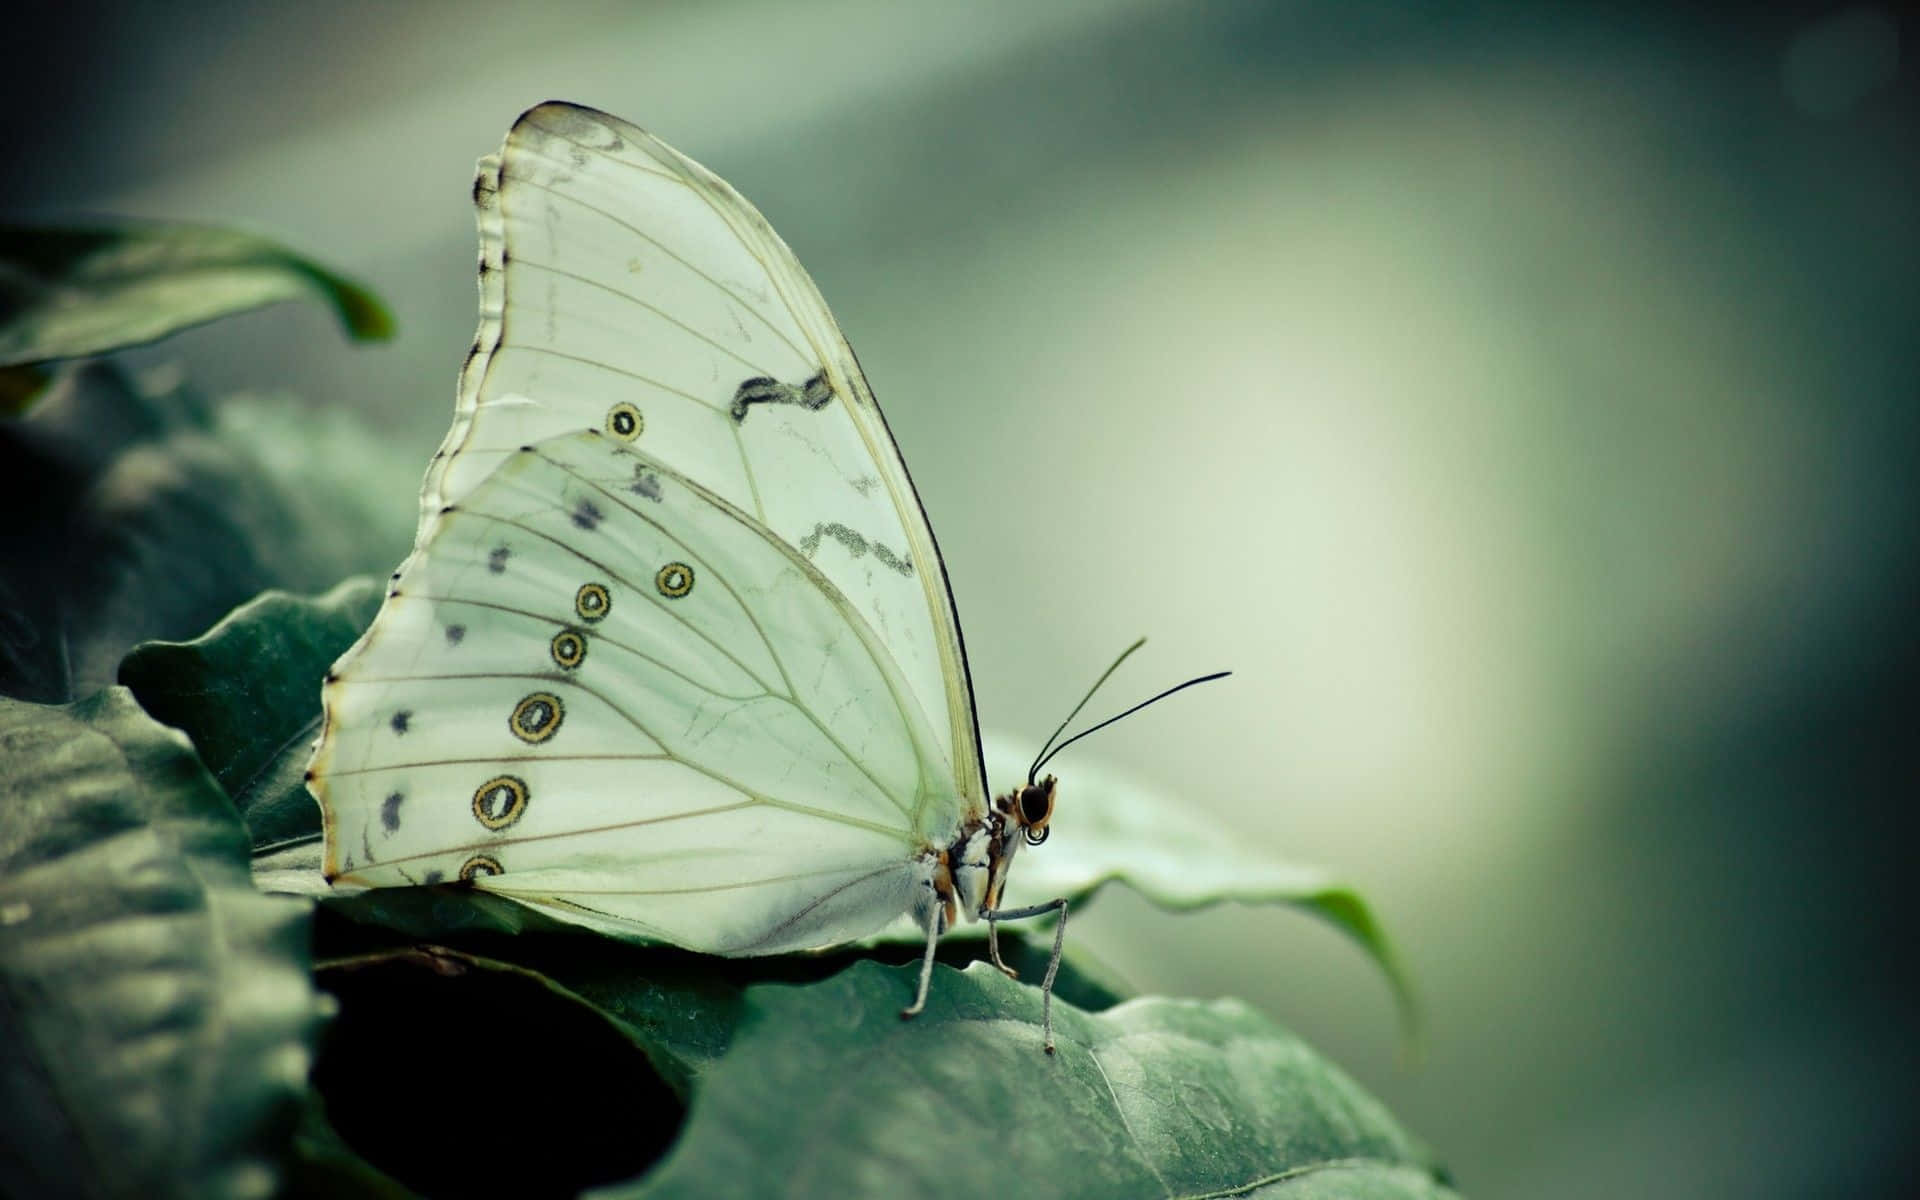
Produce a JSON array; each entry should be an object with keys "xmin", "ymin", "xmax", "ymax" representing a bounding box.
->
[{"xmin": 314, "ymin": 430, "xmax": 949, "ymax": 953}]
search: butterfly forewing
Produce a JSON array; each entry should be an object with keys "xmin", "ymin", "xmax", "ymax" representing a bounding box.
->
[
  {"xmin": 417, "ymin": 102, "xmax": 984, "ymax": 807},
  {"xmin": 316, "ymin": 430, "xmax": 953, "ymax": 953}
]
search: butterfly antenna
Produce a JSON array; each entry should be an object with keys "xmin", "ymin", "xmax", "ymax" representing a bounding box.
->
[
  {"xmin": 1027, "ymin": 638, "xmax": 1148, "ymax": 785},
  {"xmin": 1030, "ymin": 670, "xmax": 1231, "ymax": 780}
]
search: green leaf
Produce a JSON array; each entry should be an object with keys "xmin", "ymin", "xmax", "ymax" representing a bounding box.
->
[
  {"xmin": 980, "ymin": 732, "xmax": 1420, "ymax": 1041},
  {"xmin": 0, "ymin": 365, "xmax": 414, "ymax": 704},
  {"xmin": 119, "ymin": 579, "xmax": 383, "ymax": 853},
  {"xmin": 0, "ymin": 224, "xmax": 393, "ymax": 370},
  {"xmin": 2, "ymin": 362, "xmax": 208, "ymax": 701},
  {"xmin": 602, "ymin": 960, "xmax": 1454, "ymax": 1199},
  {"xmin": 0, "ymin": 687, "xmax": 322, "ymax": 1200}
]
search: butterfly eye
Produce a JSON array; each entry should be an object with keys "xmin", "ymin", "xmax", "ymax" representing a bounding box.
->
[{"xmin": 1018, "ymin": 779, "xmax": 1055, "ymax": 828}]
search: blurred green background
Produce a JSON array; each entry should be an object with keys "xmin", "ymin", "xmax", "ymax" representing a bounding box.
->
[{"xmin": 7, "ymin": 2, "xmax": 1913, "ymax": 1195}]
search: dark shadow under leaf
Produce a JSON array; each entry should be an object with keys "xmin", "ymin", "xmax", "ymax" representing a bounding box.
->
[{"xmin": 310, "ymin": 946, "xmax": 677, "ymax": 1199}]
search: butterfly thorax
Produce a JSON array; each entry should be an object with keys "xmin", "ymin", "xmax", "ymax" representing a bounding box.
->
[{"xmin": 928, "ymin": 775, "xmax": 1057, "ymax": 930}]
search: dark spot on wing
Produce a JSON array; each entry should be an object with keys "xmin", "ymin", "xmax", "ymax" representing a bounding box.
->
[
  {"xmin": 382, "ymin": 791, "xmax": 404, "ymax": 832},
  {"xmin": 729, "ymin": 370, "xmax": 835, "ymax": 424},
  {"xmin": 730, "ymin": 376, "xmax": 779, "ymax": 421},
  {"xmin": 446, "ymin": 623, "xmax": 467, "ymax": 646},
  {"xmin": 629, "ymin": 467, "xmax": 662, "ymax": 501},
  {"xmin": 489, "ymin": 546, "xmax": 511, "ymax": 573},
  {"xmin": 871, "ymin": 541, "xmax": 911, "ymax": 575},
  {"xmin": 390, "ymin": 710, "xmax": 411, "ymax": 735},
  {"xmin": 797, "ymin": 521, "xmax": 914, "ymax": 577},
  {"xmin": 572, "ymin": 498, "xmax": 603, "ymax": 530}
]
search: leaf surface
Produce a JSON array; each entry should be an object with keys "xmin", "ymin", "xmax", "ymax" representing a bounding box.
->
[
  {"xmin": 0, "ymin": 688, "xmax": 321, "ymax": 1200},
  {"xmin": 603, "ymin": 960, "xmax": 1454, "ymax": 1199},
  {"xmin": 0, "ymin": 224, "xmax": 391, "ymax": 370},
  {"xmin": 120, "ymin": 580, "xmax": 382, "ymax": 854},
  {"xmin": 1, "ymin": 365, "xmax": 412, "ymax": 703},
  {"xmin": 983, "ymin": 732, "xmax": 1418, "ymax": 1036}
]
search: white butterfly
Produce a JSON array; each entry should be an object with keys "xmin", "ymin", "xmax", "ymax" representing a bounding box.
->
[{"xmin": 307, "ymin": 102, "xmax": 1072, "ymax": 1047}]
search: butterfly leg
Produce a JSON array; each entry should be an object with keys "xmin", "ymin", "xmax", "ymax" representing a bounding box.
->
[
  {"xmin": 983, "ymin": 897, "xmax": 1069, "ymax": 1054},
  {"xmin": 900, "ymin": 905, "xmax": 942, "ymax": 1020},
  {"xmin": 986, "ymin": 917, "xmax": 1020, "ymax": 979}
]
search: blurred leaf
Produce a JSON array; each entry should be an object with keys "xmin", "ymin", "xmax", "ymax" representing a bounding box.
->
[
  {"xmin": 0, "ymin": 362, "xmax": 50, "ymax": 414},
  {"xmin": 0, "ymin": 223, "xmax": 393, "ymax": 371},
  {"xmin": 0, "ymin": 363, "xmax": 207, "ymax": 701},
  {"xmin": 0, "ymin": 688, "xmax": 322, "ymax": 1200},
  {"xmin": 603, "ymin": 959, "xmax": 1454, "ymax": 1199},
  {"xmin": 0, "ymin": 363, "xmax": 413, "ymax": 704},
  {"xmin": 120, "ymin": 579, "xmax": 383, "ymax": 853}
]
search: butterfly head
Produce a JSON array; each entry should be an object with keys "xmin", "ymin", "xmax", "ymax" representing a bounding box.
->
[{"xmin": 1013, "ymin": 775, "xmax": 1056, "ymax": 847}]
